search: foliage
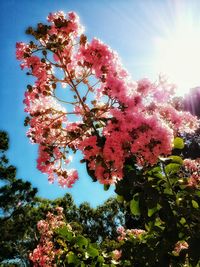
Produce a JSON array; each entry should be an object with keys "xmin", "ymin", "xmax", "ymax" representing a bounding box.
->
[
  {"xmin": 30, "ymin": 208, "xmax": 120, "ymax": 267},
  {"xmin": 72, "ymin": 198, "xmax": 125, "ymax": 243},
  {"xmin": 0, "ymin": 131, "xmax": 38, "ymax": 265},
  {"xmin": 0, "ymin": 131, "xmax": 125, "ymax": 266},
  {"xmin": 115, "ymin": 144, "xmax": 200, "ymax": 266},
  {"xmin": 29, "ymin": 139, "xmax": 200, "ymax": 267}
]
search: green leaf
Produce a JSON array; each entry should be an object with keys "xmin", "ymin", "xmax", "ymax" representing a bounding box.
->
[
  {"xmin": 67, "ymin": 251, "xmax": 78, "ymax": 264},
  {"xmin": 148, "ymin": 204, "xmax": 161, "ymax": 217},
  {"xmin": 169, "ymin": 155, "xmax": 183, "ymax": 165},
  {"xmin": 87, "ymin": 245, "xmax": 99, "ymax": 258},
  {"xmin": 75, "ymin": 235, "xmax": 88, "ymax": 249},
  {"xmin": 148, "ymin": 166, "xmax": 163, "ymax": 179},
  {"xmin": 130, "ymin": 194, "xmax": 140, "ymax": 216},
  {"xmin": 148, "ymin": 207, "xmax": 157, "ymax": 217},
  {"xmin": 56, "ymin": 226, "xmax": 73, "ymax": 241},
  {"xmin": 180, "ymin": 217, "xmax": 186, "ymax": 225},
  {"xmin": 97, "ymin": 255, "xmax": 105, "ymax": 263},
  {"xmin": 165, "ymin": 163, "xmax": 180, "ymax": 175},
  {"xmin": 192, "ymin": 200, "xmax": 199, "ymax": 209},
  {"xmin": 104, "ymin": 184, "xmax": 110, "ymax": 191},
  {"xmin": 163, "ymin": 187, "xmax": 173, "ymax": 195},
  {"xmin": 116, "ymin": 195, "xmax": 124, "ymax": 203},
  {"xmin": 149, "ymin": 166, "xmax": 161, "ymax": 173},
  {"xmin": 173, "ymin": 137, "xmax": 184, "ymax": 149},
  {"xmin": 154, "ymin": 218, "xmax": 165, "ymax": 230}
]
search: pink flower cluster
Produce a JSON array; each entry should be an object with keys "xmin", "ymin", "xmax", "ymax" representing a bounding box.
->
[
  {"xmin": 47, "ymin": 11, "xmax": 83, "ymax": 38},
  {"xmin": 29, "ymin": 207, "xmax": 65, "ymax": 267},
  {"xmin": 17, "ymin": 11, "xmax": 199, "ymax": 186},
  {"xmin": 117, "ymin": 226, "xmax": 146, "ymax": 241},
  {"xmin": 183, "ymin": 159, "xmax": 200, "ymax": 187}
]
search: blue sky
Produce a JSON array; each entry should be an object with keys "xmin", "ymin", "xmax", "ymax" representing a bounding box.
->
[{"xmin": 0, "ymin": 0, "xmax": 199, "ymax": 207}]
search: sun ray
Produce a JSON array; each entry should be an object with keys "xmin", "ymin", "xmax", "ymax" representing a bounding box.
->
[{"xmin": 153, "ymin": 3, "xmax": 200, "ymax": 96}]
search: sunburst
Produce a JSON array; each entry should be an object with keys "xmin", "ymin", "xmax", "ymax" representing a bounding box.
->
[{"xmin": 153, "ymin": 9, "xmax": 200, "ymax": 96}]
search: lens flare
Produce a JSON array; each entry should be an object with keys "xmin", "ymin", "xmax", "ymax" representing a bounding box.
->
[{"xmin": 153, "ymin": 9, "xmax": 200, "ymax": 96}]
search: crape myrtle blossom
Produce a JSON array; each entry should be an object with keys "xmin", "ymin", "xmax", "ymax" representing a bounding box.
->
[
  {"xmin": 16, "ymin": 11, "xmax": 199, "ymax": 187},
  {"xmin": 117, "ymin": 226, "xmax": 146, "ymax": 241},
  {"xmin": 29, "ymin": 207, "xmax": 65, "ymax": 267},
  {"xmin": 172, "ymin": 241, "xmax": 189, "ymax": 256},
  {"xmin": 183, "ymin": 158, "xmax": 200, "ymax": 188},
  {"xmin": 112, "ymin": 249, "xmax": 122, "ymax": 261}
]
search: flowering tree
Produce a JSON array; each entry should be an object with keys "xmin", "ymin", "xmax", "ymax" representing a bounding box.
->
[
  {"xmin": 29, "ymin": 207, "xmax": 121, "ymax": 266},
  {"xmin": 16, "ymin": 11, "xmax": 198, "ymax": 187},
  {"xmin": 16, "ymin": 11, "xmax": 200, "ymax": 266}
]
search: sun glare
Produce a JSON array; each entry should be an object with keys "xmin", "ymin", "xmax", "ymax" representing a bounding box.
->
[{"xmin": 153, "ymin": 12, "xmax": 200, "ymax": 96}]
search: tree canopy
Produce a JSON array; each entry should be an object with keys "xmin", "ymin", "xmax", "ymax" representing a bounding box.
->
[{"xmin": 12, "ymin": 10, "xmax": 200, "ymax": 267}]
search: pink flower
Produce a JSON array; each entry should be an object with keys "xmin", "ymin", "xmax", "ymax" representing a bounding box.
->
[
  {"xmin": 127, "ymin": 229, "xmax": 146, "ymax": 237},
  {"xmin": 188, "ymin": 173, "xmax": 200, "ymax": 188},
  {"xmin": 173, "ymin": 241, "xmax": 189, "ymax": 256},
  {"xmin": 117, "ymin": 226, "xmax": 146, "ymax": 241},
  {"xmin": 58, "ymin": 169, "xmax": 78, "ymax": 188},
  {"xmin": 112, "ymin": 250, "xmax": 122, "ymax": 261},
  {"xmin": 183, "ymin": 159, "xmax": 200, "ymax": 188},
  {"xmin": 137, "ymin": 78, "xmax": 153, "ymax": 96},
  {"xmin": 184, "ymin": 159, "xmax": 199, "ymax": 172},
  {"xmin": 30, "ymin": 209, "xmax": 65, "ymax": 266},
  {"xmin": 16, "ymin": 42, "xmax": 29, "ymax": 60},
  {"xmin": 117, "ymin": 226, "xmax": 125, "ymax": 234}
]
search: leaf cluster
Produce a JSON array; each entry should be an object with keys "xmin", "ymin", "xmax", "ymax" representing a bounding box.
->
[
  {"xmin": 115, "ymin": 137, "xmax": 200, "ymax": 266},
  {"xmin": 54, "ymin": 225, "xmax": 117, "ymax": 267}
]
